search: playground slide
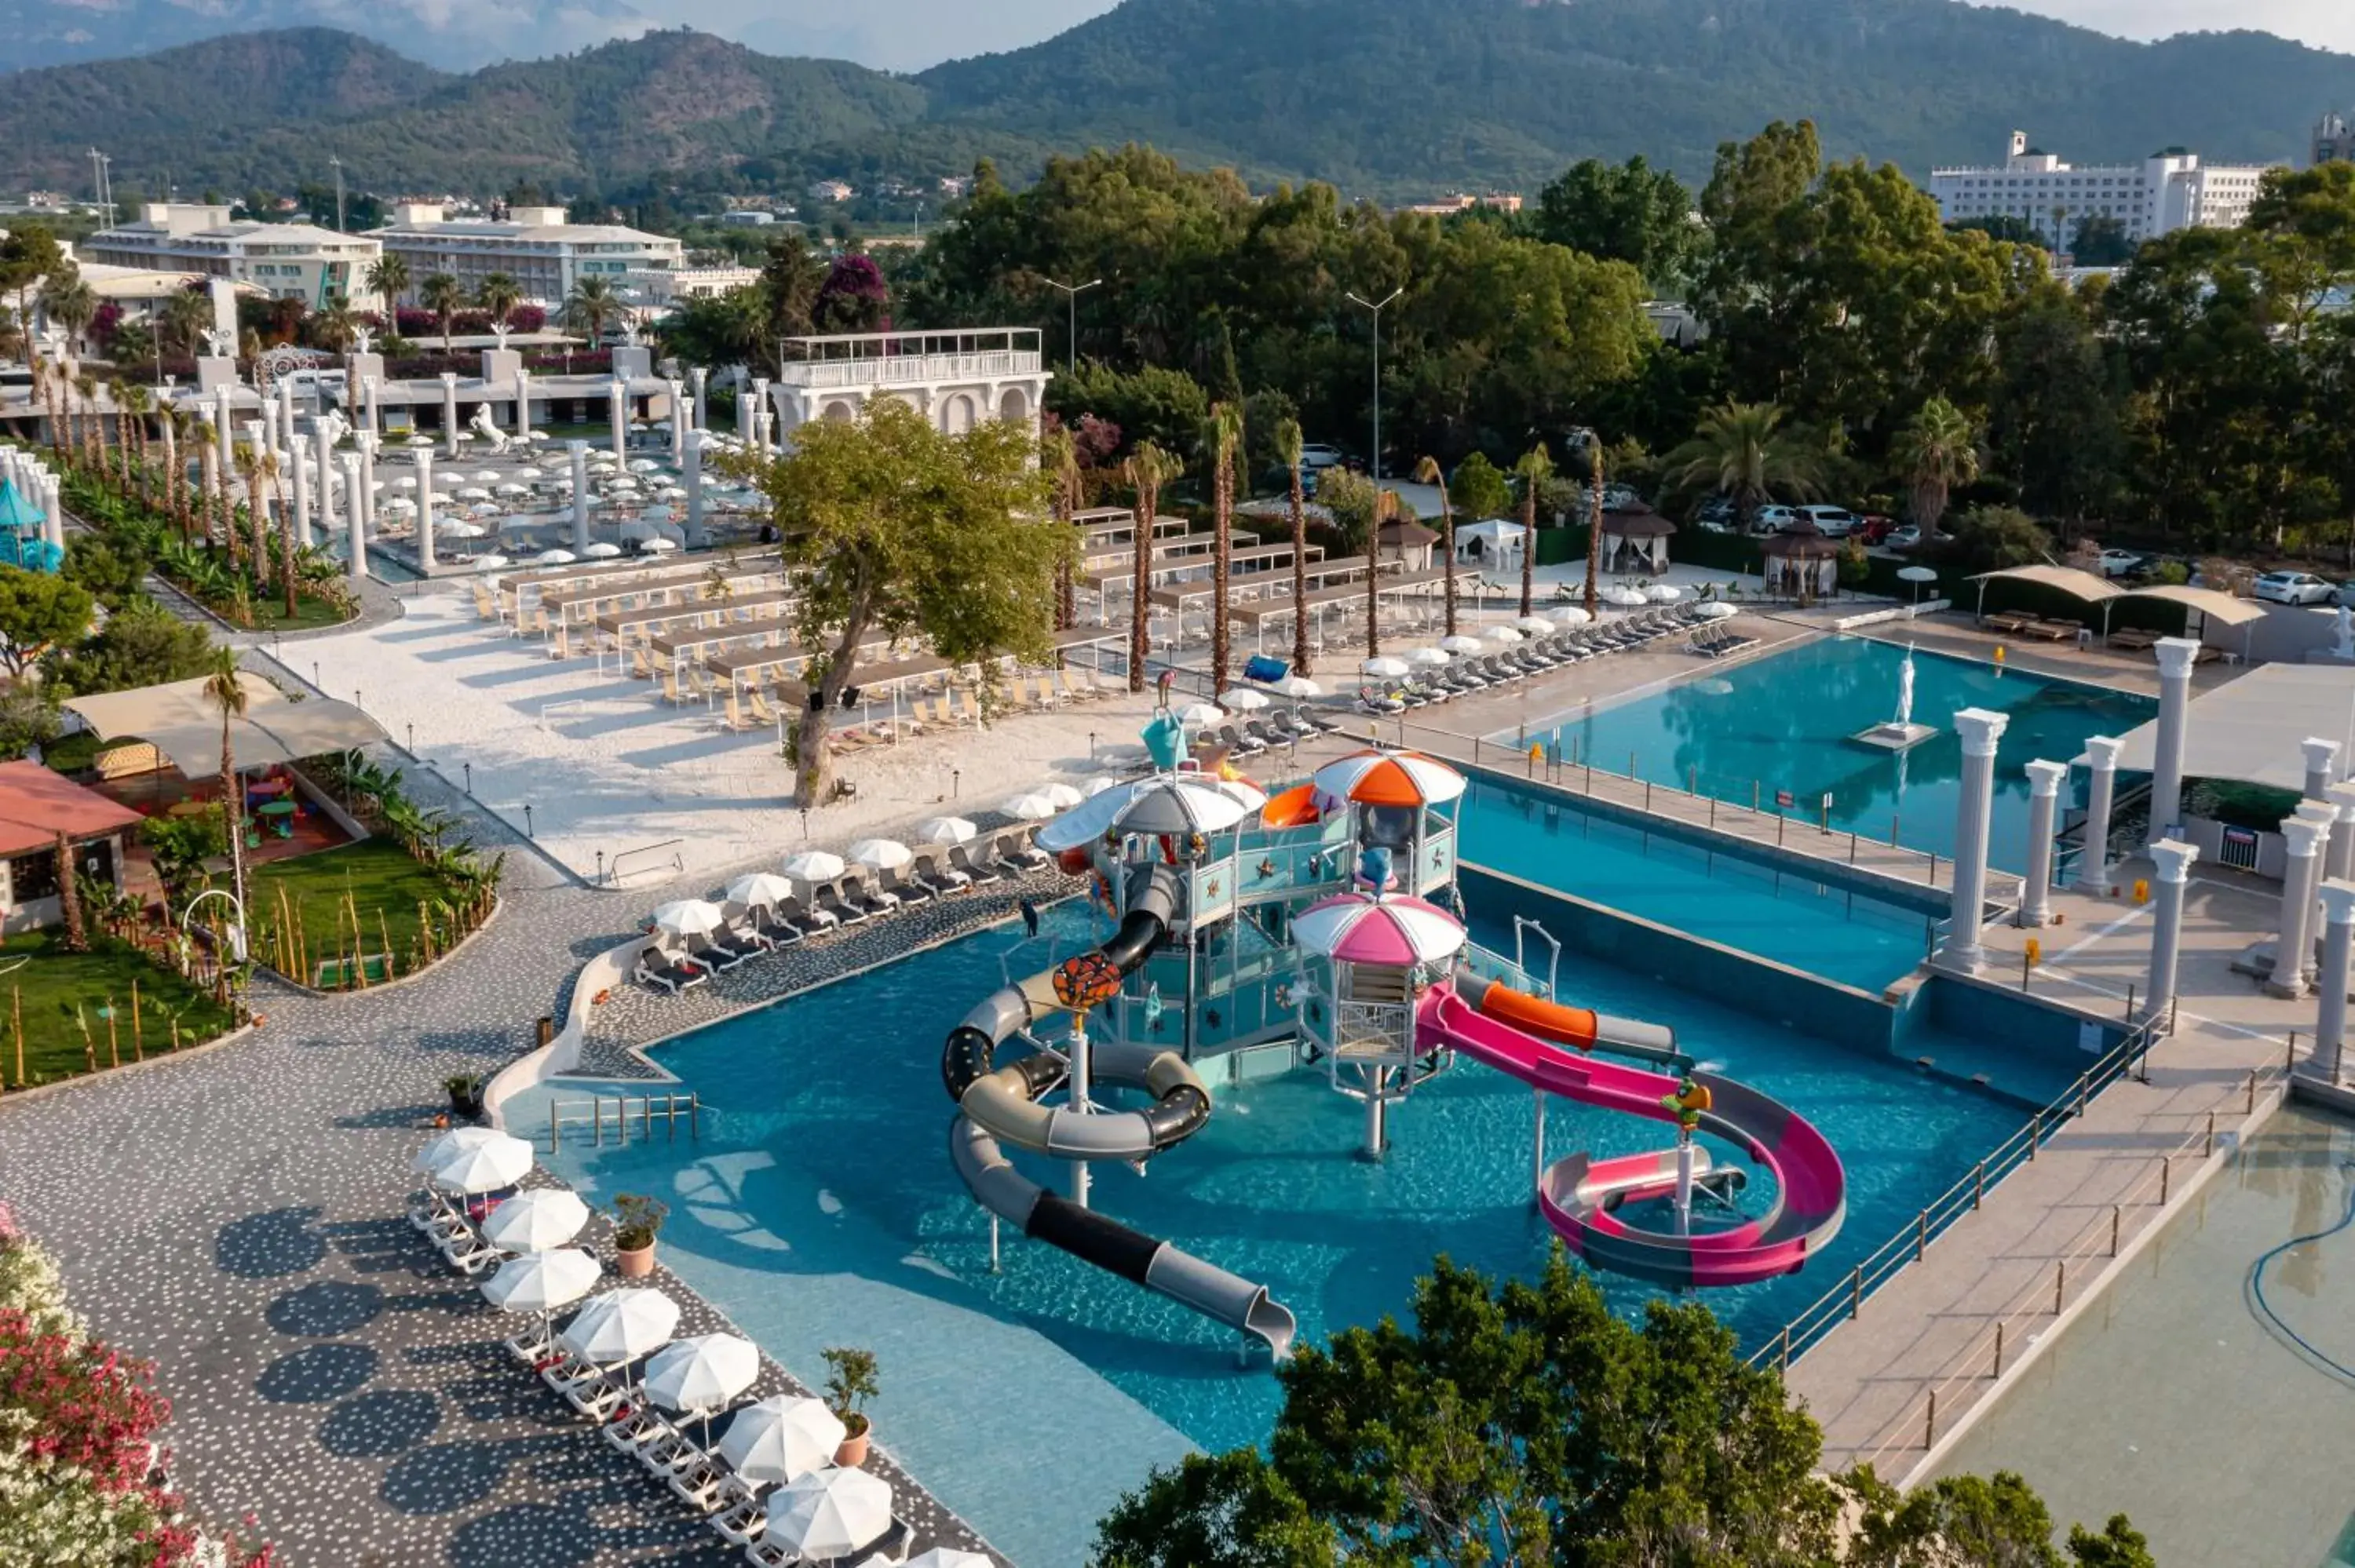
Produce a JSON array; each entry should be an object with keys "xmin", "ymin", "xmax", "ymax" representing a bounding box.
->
[
  {"xmin": 941, "ymin": 863, "xmax": 1298, "ymax": 1358},
  {"xmin": 1418, "ymin": 984, "xmax": 1846, "ymax": 1289},
  {"xmin": 1470, "ymin": 977, "xmax": 1689, "ymax": 1069}
]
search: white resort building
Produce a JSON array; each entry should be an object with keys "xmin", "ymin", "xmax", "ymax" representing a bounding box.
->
[
  {"xmin": 1928, "ymin": 131, "xmax": 2277, "ymax": 248},
  {"xmin": 82, "ymin": 203, "xmax": 383, "ymax": 310},
  {"xmin": 767, "ymin": 328, "xmax": 1051, "ymax": 439},
  {"xmin": 367, "ymin": 203, "xmax": 684, "ymax": 308}
]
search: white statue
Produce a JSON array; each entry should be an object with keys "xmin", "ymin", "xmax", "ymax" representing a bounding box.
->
[
  {"xmin": 201, "ymin": 326, "xmax": 235, "ymax": 359},
  {"xmin": 352, "ymin": 326, "xmax": 377, "ymax": 358},
  {"xmin": 491, "ymin": 322, "xmax": 512, "ymax": 351},
  {"xmin": 316, "ymin": 408, "xmax": 352, "ymax": 448},
  {"xmin": 1896, "ymin": 644, "xmax": 1916, "ymax": 730},
  {"xmin": 2337, "ymin": 604, "xmax": 2353, "ymax": 661},
  {"xmin": 621, "ymin": 320, "xmax": 641, "ymax": 348},
  {"xmin": 466, "ymin": 403, "xmax": 513, "ymax": 455}
]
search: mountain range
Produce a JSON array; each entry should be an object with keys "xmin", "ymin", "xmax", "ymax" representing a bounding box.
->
[{"xmin": 2, "ymin": 0, "xmax": 2351, "ymax": 202}]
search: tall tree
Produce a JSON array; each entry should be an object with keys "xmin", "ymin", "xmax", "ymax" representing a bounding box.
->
[
  {"xmin": 38, "ymin": 272, "xmax": 96, "ymax": 357},
  {"xmin": 1276, "ymin": 419, "xmax": 1313, "ymax": 677},
  {"xmin": 1042, "ymin": 423, "xmax": 1081, "ymax": 635},
  {"xmin": 564, "ymin": 275, "xmax": 622, "ymax": 344},
  {"xmin": 1205, "ymin": 401, "xmax": 1243, "ymax": 692},
  {"xmin": 364, "ymin": 253, "xmax": 412, "ymax": 308},
  {"xmin": 53, "ymin": 831, "xmax": 87, "ymax": 954},
  {"xmin": 1411, "ymin": 455, "xmax": 1458, "ymax": 635},
  {"xmin": 159, "ymin": 286, "xmax": 213, "ymax": 361},
  {"xmin": 1889, "ymin": 395, "xmax": 1981, "ymax": 536},
  {"xmin": 1662, "ymin": 401, "xmax": 1823, "ymax": 531},
  {"xmin": 1532, "ymin": 155, "xmax": 1700, "ymax": 289},
  {"xmin": 728, "ymin": 399, "xmax": 1066, "ymax": 801},
  {"xmin": 0, "ymin": 224, "xmax": 65, "ymax": 355},
  {"xmin": 1123, "ymin": 442, "xmax": 1180, "ymax": 693},
  {"xmin": 474, "ymin": 272, "xmax": 523, "ymax": 327},
  {"xmin": 203, "ymin": 648, "xmax": 249, "ymax": 952},
  {"xmin": 1313, "ymin": 468, "xmax": 1382, "ymax": 659},
  {"xmin": 1513, "ymin": 442, "xmax": 1551, "ymax": 617},
  {"xmin": 419, "ymin": 273, "xmax": 465, "ymax": 351}
]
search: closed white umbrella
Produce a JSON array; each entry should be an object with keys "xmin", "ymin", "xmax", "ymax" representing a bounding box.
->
[
  {"xmin": 427, "ymin": 1132, "xmax": 533, "ymax": 1194},
  {"xmin": 849, "ymin": 838, "xmax": 911, "ymax": 871},
  {"xmin": 762, "ymin": 1467, "xmax": 894, "ymax": 1561},
  {"xmin": 559, "ymin": 1286, "xmax": 678, "ymax": 1367},
  {"xmin": 1001, "ymin": 792, "xmax": 1057, "ymax": 821},
  {"xmin": 1361, "ymin": 656, "xmax": 1409, "ymax": 678},
  {"xmin": 481, "ymin": 1247, "xmax": 600, "ymax": 1316},
  {"xmin": 1220, "ymin": 688, "xmax": 1270, "ymax": 711},
  {"xmin": 1438, "ymin": 634, "xmax": 1484, "ymax": 654},
  {"xmin": 413, "ymin": 1124, "xmax": 505, "ymax": 1173},
  {"xmin": 1040, "ymin": 782, "xmax": 1083, "ymax": 808},
  {"xmin": 725, "ymin": 872, "xmax": 797, "ymax": 908},
  {"xmin": 780, "ymin": 850, "xmax": 845, "ymax": 883},
  {"xmin": 651, "ymin": 899, "xmax": 726, "ymax": 938},
  {"xmin": 480, "ymin": 1189, "xmax": 590, "ymax": 1253},
  {"xmin": 719, "ymin": 1395, "xmax": 845, "ymax": 1487},
  {"xmin": 643, "ymin": 1333, "xmax": 760, "ymax": 1444},
  {"xmin": 583, "ymin": 542, "xmax": 623, "ymax": 559},
  {"xmin": 918, "ymin": 816, "xmax": 977, "ymax": 844}
]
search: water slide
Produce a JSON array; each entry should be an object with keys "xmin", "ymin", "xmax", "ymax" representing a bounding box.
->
[
  {"xmin": 1418, "ymin": 983, "xmax": 1846, "ymax": 1289},
  {"xmin": 1468, "ymin": 976, "xmax": 1690, "ymax": 1070},
  {"xmin": 942, "ymin": 864, "xmax": 1298, "ymax": 1358}
]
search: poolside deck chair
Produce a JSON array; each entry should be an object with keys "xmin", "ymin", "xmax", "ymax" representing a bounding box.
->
[
  {"xmin": 710, "ymin": 1476, "xmax": 771, "ymax": 1548},
  {"xmin": 601, "ymin": 1402, "xmax": 674, "ymax": 1457},
  {"xmin": 842, "ymin": 868, "xmax": 899, "ymax": 916},
  {"xmin": 1059, "ymin": 668, "xmax": 1097, "ymax": 703},
  {"xmin": 772, "ymin": 894, "xmax": 835, "ymax": 937},
  {"xmin": 811, "ymin": 879, "xmax": 871, "ymax": 927},
  {"xmin": 688, "ymin": 935, "xmax": 754, "ymax": 972},
  {"xmin": 724, "ymin": 910, "xmax": 779, "ymax": 953},
  {"xmin": 947, "ymin": 843, "xmax": 1005, "ymax": 887},
  {"xmin": 438, "ymin": 1228, "xmax": 500, "ymax": 1275},
  {"xmin": 910, "ymin": 851, "xmax": 962, "ymax": 898},
  {"xmin": 1000, "ymin": 830, "xmax": 1051, "ymax": 874},
  {"xmin": 1223, "ymin": 722, "xmax": 1269, "ymax": 756},
  {"xmin": 561, "ymin": 1366, "xmax": 630, "ymax": 1421},
  {"xmin": 666, "ymin": 1442, "xmax": 730, "ymax": 1511},
  {"xmin": 1244, "ymin": 719, "xmax": 1287, "ymax": 752},
  {"xmin": 877, "ymin": 863, "xmax": 934, "ymax": 906},
  {"xmin": 633, "ymin": 947, "xmax": 710, "ymax": 994}
]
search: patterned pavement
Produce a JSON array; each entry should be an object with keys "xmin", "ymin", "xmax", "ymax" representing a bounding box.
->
[{"xmin": 0, "ymin": 760, "xmax": 1017, "ymax": 1566}]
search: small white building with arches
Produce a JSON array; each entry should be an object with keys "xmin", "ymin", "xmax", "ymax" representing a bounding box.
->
[{"xmin": 769, "ymin": 329, "xmax": 1049, "ymax": 444}]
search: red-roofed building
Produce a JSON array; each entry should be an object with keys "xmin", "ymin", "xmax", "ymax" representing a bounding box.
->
[{"xmin": 0, "ymin": 760, "xmax": 142, "ymax": 932}]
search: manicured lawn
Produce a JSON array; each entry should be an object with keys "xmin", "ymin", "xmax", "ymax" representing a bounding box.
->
[
  {"xmin": 244, "ymin": 593, "xmax": 356, "ymax": 633},
  {"xmin": 245, "ymin": 839, "xmax": 470, "ymax": 988},
  {"xmin": 0, "ymin": 930, "xmax": 237, "ymax": 1088}
]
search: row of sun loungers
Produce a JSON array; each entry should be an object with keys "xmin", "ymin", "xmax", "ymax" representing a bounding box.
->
[
  {"xmin": 633, "ymin": 830, "xmax": 1057, "ymax": 995},
  {"xmin": 1354, "ymin": 608, "xmax": 1705, "ymax": 714},
  {"xmin": 1196, "ymin": 708, "xmax": 1345, "ymax": 759},
  {"xmin": 1685, "ymin": 622, "xmax": 1758, "ymax": 659}
]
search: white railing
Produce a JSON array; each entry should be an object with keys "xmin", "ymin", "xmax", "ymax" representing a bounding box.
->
[
  {"xmin": 775, "ymin": 351, "xmax": 1043, "ymax": 389},
  {"xmin": 1334, "ymin": 1000, "xmax": 1414, "ymax": 1059}
]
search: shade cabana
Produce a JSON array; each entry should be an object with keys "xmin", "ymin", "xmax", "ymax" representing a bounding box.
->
[
  {"xmin": 1598, "ymin": 508, "xmax": 1678, "ymax": 574},
  {"xmin": 1966, "ymin": 564, "xmax": 2122, "ymax": 624},
  {"xmin": 62, "ymin": 675, "xmax": 387, "ymax": 781},
  {"xmin": 1761, "ymin": 523, "xmax": 1843, "ymax": 596}
]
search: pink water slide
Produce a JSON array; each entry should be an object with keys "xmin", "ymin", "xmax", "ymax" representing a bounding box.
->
[{"xmin": 1418, "ymin": 984, "xmax": 1847, "ymax": 1289}]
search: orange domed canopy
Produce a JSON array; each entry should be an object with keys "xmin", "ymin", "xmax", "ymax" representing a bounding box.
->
[{"xmin": 1309, "ymin": 748, "xmax": 1468, "ymax": 808}]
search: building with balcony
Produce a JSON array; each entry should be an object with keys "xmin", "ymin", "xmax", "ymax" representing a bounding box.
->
[
  {"xmin": 768, "ymin": 329, "xmax": 1050, "ymax": 440},
  {"xmin": 82, "ymin": 203, "xmax": 382, "ymax": 310},
  {"xmin": 366, "ymin": 203, "xmax": 683, "ymax": 309},
  {"xmin": 1928, "ymin": 131, "xmax": 2277, "ymax": 248}
]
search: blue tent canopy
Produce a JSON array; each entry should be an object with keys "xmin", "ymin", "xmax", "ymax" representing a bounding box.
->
[{"xmin": 0, "ymin": 479, "xmax": 42, "ymax": 534}]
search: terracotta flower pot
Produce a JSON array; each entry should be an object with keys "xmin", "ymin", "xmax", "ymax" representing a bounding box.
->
[
  {"xmin": 834, "ymin": 1424, "xmax": 871, "ymax": 1468},
  {"xmin": 615, "ymin": 1242, "xmax": 655, "ymax": 1279}
]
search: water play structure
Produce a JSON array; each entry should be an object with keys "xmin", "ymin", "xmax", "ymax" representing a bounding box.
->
[{"xmin": 938, "ymin": 702, "xmax": 1849, "ymax": 1353}]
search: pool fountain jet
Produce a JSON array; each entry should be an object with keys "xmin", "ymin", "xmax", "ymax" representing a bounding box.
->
[{"xmin": 1849, "ymin": 643, "xmax": 1938, "ymax": 752}]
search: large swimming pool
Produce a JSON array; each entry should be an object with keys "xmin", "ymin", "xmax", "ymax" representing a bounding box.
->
[
  {"xmin": 539, "ymin": 896, "xmax": 2074, "ymax": 1565},
  {"xmin": 1521, "ymin": 636, "xmax": 2154, "ymax": 871}
]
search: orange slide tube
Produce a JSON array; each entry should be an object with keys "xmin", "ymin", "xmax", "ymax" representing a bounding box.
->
[
  {"xmin": 1261, "ymin": 783, "xmax": 1322, "ymax": 830},
  {"xmin": 1475, "ymin": 979, "xmax": 1600, "ymax": 1052}
]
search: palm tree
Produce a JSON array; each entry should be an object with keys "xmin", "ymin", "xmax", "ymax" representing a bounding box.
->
[
  {"xmin": 1412, "ymin": 454, "xmax": 1459, "ymax": 636},
  {"xmin": 53, "ymin": 832, "xmax": 87, "ymax": 954},
  {"xmin": 196, "ymin": 423, "xmax": 222, "ymax": 550},
  {"xmin": 314, "ymin": 302, "xmax": 362, "ymax": 364},
  {"xmin": 73, "ymin": 371, "xmax": 100, "ymax": 471},
  {"xmin": 1513, "ymin": 443, "xmax": 1552, "ymax": 618},
  {"xmin": 419, "ymin": 274, "xmax": 465, "ymax": 351},
  {"xmin": 232, "ymin": 439, "xmax": 268, "ymax": 585},
  {"xmin": 475, "ymin": 272, "xmax": 523, "ymax": 329},
  {"xmin": 1568, "ymin": 433, "xmax": 1605, "ymax": 617},
  {"xmin": 204, "ymin": 649, "xmax": 250, "ymax": 960},
  {"xmin": 1365, "ymin": 488, "xmax": 1397, "ymax": 658},
  {"xmin": 1890, "ymin": 396, "xmax": 1981, "ymax": 538},
  {"xmin": 1123, "ymin": 442, "xmax": 1180, "ymax": 693},
  {"xmin": 365, "ymin": 253, "xmax": 411, "ymax": 310},
  {"xmin": 159, "ymin": 403, "xmax": 184, "ymax": 537},
  {"xmin": 1204, "ymin": 402, "xmax": 1243, "ymax": 694},
  {"xmin": 1276, "ymin": 419, "xmax": 1312, "ymax": 676},
  {"xmin": 159, "ymin": 287, "xmax": 212, "ymax": 361},
  {"xmin": 1042, "ymin": 425, "xmax": 1080, "ymax": 636},
  {"xmin": 564, "ymin": 275, "xmax": 621, "ymax": 344},
  {"xmin": 1662, "ymin": 401, "xmax": 1822, "ymax": 534},
  {"xmin": 39, "ymin": 274, "xmax": 97, "ymax": 357},
  {"xmin": 117, "ymin": 382, "xmax": 152, "ymax": 501}
]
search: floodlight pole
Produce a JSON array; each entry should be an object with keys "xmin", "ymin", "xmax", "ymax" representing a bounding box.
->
[
  {"xmin": 1044, "ymin": 278, "xmax": 1102, "ymax": 378},
  {"xmin": 1347, "ymin": 287, "xmax": 1404, "ymax": 480}
]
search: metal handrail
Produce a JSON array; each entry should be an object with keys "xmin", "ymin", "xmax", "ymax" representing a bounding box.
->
[{"xmin": 604, "ymin": 837, "xmax": 685, "ymax": 888}]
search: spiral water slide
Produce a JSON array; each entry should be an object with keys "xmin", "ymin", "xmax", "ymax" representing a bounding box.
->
[
  {"xmin": 1419, "ymin": 983, "xmax": 1846, "ymax": 1289},
  {"xmin": 942, "ymin": 863, "xmax": 1297, "ymax": 1358}
]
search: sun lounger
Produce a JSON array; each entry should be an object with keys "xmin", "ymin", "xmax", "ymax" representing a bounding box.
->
[
  {"xmin": 689, "ymin": 935, "xmax": 754, "ymax": 972},
  {"xmin": 948, "ymin": 843, "xmax": 1004, "ymax": 886},
  {"xmin": 503, "ymin": 1322, "xmax": 555, "ymax": 1364},
  {"xmin": 848, "ymin": 1515, "xmax": 915, "ymax": 1566},
  {"xmin": 725, "ymin": 913, "xmax": 778, "ymax": 952},
  {"xmin": 843, "ymin": 869, "xmax": 898, "ymax": 915},
  {"xmin": 877, "ymin": 864, "xmax": 934, "ymax": 906},
  {"xmin": 710, "ymin": 1475, "xmax": 771, "ymax": 1547},
  {"xmin": 999, "ymin": 830, "xmax": 1050, "ymax": 873},
  {"xmin": 561, "ymin": 1366, "xmax": 630, "ymax": 1421},
  {"xmin": 772, "ymin": 895, "xmax": 834, "ymax": 936},
  {"xmin": 438, "ymin": 1230, "xmax": 500, "ymax": 1275},
  {"xmin": 666, "ymin": 1442, "xmax": 730, "ymax": 1511},
  {"xmin": 601, "ymin": 1402, "xmax": 673, "ymax": 1456},
  {"xmin": 913, "ymin": 849, "xmax": 968, "ymax": 895},
  {"xmin": 633, "ymin": 947, "xmax": 710, "ymax": 994},
  {"xmin": 1982, "ymin": 611, "xmax": 2035, "ymax": 634},
  {"xmin": 812, "ymin": 880, "xmax": 871, "ymax": 926}
]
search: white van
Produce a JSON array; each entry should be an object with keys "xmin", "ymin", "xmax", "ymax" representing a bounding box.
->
[{"xmin": 1796, "ymin": 505, "xmax": 1859, "ymax": 537}]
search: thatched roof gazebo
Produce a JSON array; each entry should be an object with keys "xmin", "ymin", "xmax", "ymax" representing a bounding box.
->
[
  {"xmin": 1598, "ymin": 508, "xmax": 1678, "ymax": 574},
  {"xmin": 1760, "ymin": 522, "xmax": 1842, "ymax": 596}
]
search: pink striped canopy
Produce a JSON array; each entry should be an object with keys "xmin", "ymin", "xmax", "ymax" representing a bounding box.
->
[{"xmin": 1291, "ymin": 893, "xmax": 1467, "ymax": 965}]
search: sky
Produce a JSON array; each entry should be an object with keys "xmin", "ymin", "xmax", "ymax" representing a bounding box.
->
[{"xmin": 662, "ymin": 0, "xmax": 2354, "ymax": 72}]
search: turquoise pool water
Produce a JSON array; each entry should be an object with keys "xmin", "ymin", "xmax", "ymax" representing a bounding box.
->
[
  {"xmin": 1455, "ymin": 775, "xmax": 1938, "ymax": 991},
  {"xmin": 540, "ymin": 899, "xmax": 2070, "ymax": 1565},
  {"xmin": 1522, "ymin": 637, "xmax": 2155, "ymax": 872}
]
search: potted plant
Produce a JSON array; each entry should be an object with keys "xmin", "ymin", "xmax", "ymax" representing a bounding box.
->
[
  {"xmin": 610, "ymin": 1194, "xmax": 667, "ymax": 1278},
  {"xmin": 822, "ymin": 1346, "xmax": 879, "ymax": 1467},
  {"xmin": 444, "ymin": 1074, "xmax": 484, "ymax": 1120}
]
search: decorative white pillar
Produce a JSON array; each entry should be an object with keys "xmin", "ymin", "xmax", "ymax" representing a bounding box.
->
[
  {"xmin": 2076, "ymin": 735, "xmax": 2122, "ymax": 895},
  {"xmin": 342, "ymin": 452, "xmax": 367, "ymax": 585},
  {"xmin": 2304, "ymin": 738, "xmax": 2343, "ymax": 802},
  {"xmin": 276, "ymin": 379, "xmax": 298, "ymax": 461},
  {"xmin": 609, "ymin": 379, "xmax": 629, "ymax": 461},
  {"xmin": 361, "ymin": 374, "xmax": 381, "ymax": 440},
  {"xmin": 440, "ymin": 372, "xmax": 461, "ymax": 459},
  {"xmin": 568, "ymin": 440, "xmax": 590, "ymax": 551},
  {"xmin": 2146, "ymin": 637, "xmax": 2200, "ymax": 847},
  {"xmin": 2019, "ymin": 760, "xmax": 2068, "ymax": 927},
  {"xmin": 2312, "ymin": 881, "xmax": 2355, "ymax": 1082},
  {"xmin": 41, "ymin": 476, "xmax": 63, "ymax": 552},
  {"xmin": 666, "ymin": 377, "xmax": 685, "ymax": 462},
  {"xmin": 2143, "ymin": 839, "xmax": 2200, "ymax": 1029},
  {"xmin": 213, "ymin": 386, "xmax": 235, "ymax": 497},
  {"xmin": 690, "ymin": 366, "xmax": 707, "ymax": 431},
  {"xmin": 1937, "ymin": 707, "xmax": 2011, "ymax": 975},
  {"xmin": 414, "ymin": 448, "xmax": 437, "ymax": 574},
  {"xmin": 290, "ymin": 422, "xmax": 312, "ymax": 548},
  {"xmin": 2269, "ymin": 817, "xmax": 2329, "ymax": 997},
  {"xmin": 683, "ymin": 428, "xmax": 706, "ymax": 547},
  {"xmin": 751, "ymin": 378, "xmax": 771, "ymax": 450},
  {"xmin": 2328, "ymin": 781, "xmax": 2355, "ymax": 884},
  {"xmin": 514, "ymin": 366, "xmax": 533, "ymax": 438},
  {"xmin": 312, "ymin": 420, "xmax": 336, "ymax": 550},
  {"xmin": 356, "ymin": 433, "xmax": 378, "ymax": 552}
]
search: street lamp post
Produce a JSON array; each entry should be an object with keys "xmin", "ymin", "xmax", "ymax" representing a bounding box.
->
[
  {"xmin": 1346, "ymin": 287, "xmax": 1404, "ymax": 480},
  {"xmin": 1044, "ymin": 278, "xmax": 1103, "ymax": 378}
]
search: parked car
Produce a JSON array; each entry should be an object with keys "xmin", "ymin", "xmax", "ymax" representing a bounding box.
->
[
  {"xmin": 1298, "ymin": 443, "xmax": 1345, "ymax": 471},
  {"xmin": 1751, "ymin": 504, "xmax": 1798, "ymax": 534},
  {"xmin": 2336, "ymin": 582, "xmax": 2355, "ymax": 607},
  {"xmin": 1795, "ymin": 505, "xmax": 1860, "ymax": 537},
  {"xmin": 2255, "ymin": 570, "xmax": 2336, "ymax": 606},
  {"xmin": 2094, "ymin": 549, "xmax": 2153, "ymax": 578},
  {"xmin": 1857, "ymin": 514, "xmax": 1896, "ymax": 545},
  {"xmin": 1886, "ymin": 524, "xmax": 1923, "ymax": 550}
]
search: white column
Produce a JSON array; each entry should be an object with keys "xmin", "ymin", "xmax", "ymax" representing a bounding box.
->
[
  {"xmin": 568, "ymin": 439, "xmax": 590, "ymax": 551},
  {"xmin": 514, "ymin": 366, "xmax": 533, "ymax": 439},
  {"xmin": 41, "ymin": 476, "xmax": 63, "ymax": 552},
  {"xmin": 361, "ymin": 375, "xmax": 381, "ymax": 440},
  {"xmin": 2312, "ymin": 881, "xmax": 2355, "ymax": 1082},
  {"xmin": 356, "ymin": 433, "xmax": 378, "ymax": 554},
  {"xmin": 2019, "ymin": 760, "xmax": 2068, "ymax": 927},
  {"xmin": 2269, "ymin": 817, "xmax": 2329, "ymax": 997},
  {"xmin": 2147, "ymin": 637, "xmax": 2200, "ymax": 846},
  {"xmin": 213, "ymin": 386, "xmax": 235, "ymax": 494},
  {"xmin": 440, "ymin": 372, "xmax": 461, "ymax": 459},
  {"xmin": 414, "ymin": 448, "xmax": 437, "ymax": 575},
  {"xmin": 276, "ymin": 379, "xmax": 298, "ymax": 461},
  {"xmin": 312, "ymin": 420, "xmax": 336, "ymax": 551},
  {"xmin": 2076, "ymin": 735, "xmax": 2122, "ymax": 894},
  {"xmin": 1937, "ymin": 707, "xmax": 2010, "ymax": 974},
  {"xmin": 609, "ymin": 380, "xmax": 629, "ymax": 461},
  {"xmin": 690, "ymin": 366, "xmax": 707, "ymax": 431},
  {"xmin": 2328, "ymin": 781, "xmax": 2355, "ymax": 884},
  {"xmin": 2305, "ymin": 737, "xmax": 2342, "ymax": 802},
  {"xmin": 290, "ymin": 421, "xmax": 312, "ymax": 548},
  {"xmin": 2143, "ymin": 839, "xmax": 2200, "ymax": 1029},
  {"xmin": 342, "ymin": 452, "xmax": 367, "ymax": 585},
  {"xmin": 751, "ymin": 378, "xmax": 771, "ymax": 450},
  {"xmin": 667, "ymin": 377, "xmax": 685, "ymax": 462}
]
